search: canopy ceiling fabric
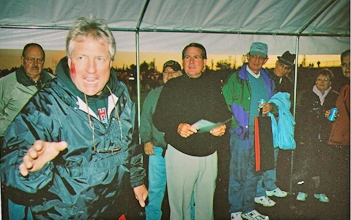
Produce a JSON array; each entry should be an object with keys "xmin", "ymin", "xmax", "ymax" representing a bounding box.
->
[{"xmin": 0, "ymin": 0, "xmax": 350, "ymax": 55}]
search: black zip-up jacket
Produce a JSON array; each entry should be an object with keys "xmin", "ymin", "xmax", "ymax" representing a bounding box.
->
[{"xmin": 153, "ymin": 72, "xmax": 231, "ymax": 157}]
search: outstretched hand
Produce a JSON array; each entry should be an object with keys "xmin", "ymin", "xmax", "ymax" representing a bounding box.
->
[{"xmin": 19, "ymin": 140, "xmax": 68, "ymax": 176}]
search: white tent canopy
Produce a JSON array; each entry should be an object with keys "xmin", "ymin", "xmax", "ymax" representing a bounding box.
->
[{"xmin": 0, "ymin": 0, "xmax": 350, "ymax": 55}]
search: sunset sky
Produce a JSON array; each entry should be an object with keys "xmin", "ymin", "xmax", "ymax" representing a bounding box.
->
[{"xmin": 0, "ymin": 49, "xmax": 341, "ymax": 74}]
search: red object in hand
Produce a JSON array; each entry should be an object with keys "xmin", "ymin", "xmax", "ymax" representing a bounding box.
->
[{"xmin": 118, "ymin": 214, "xmax": 126, "ymax": 220}]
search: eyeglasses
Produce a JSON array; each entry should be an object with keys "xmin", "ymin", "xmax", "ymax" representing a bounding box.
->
[
  {"xmin": 24, "ymin": 57, "xmax": 45, "ymax": 64},
  {"xmin": 317, "ymin": 78, "xmax": 330, "ymax": 82},
  {"xmin": 183, "ymin": 55, "xmax": 202, "ymax": 61},
  {"xmin": 84, "ymin": 85, "xmax": 123, "ymax": 153},
  {"xmin": 341, "ymin": 62, "xmax": 350, "ymax": 68},
  {"xmin": 249, "ymin": 54, "xmax": 266, "ymax": 61}
]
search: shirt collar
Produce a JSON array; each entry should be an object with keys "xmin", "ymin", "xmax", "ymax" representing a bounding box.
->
[
  {"xmin": 16, "ymin": 66, "xmax": 43, "ymax": 89},
  {"xmin": 246, "ymin": 65, "xmax": 260, "ymax": 78}
]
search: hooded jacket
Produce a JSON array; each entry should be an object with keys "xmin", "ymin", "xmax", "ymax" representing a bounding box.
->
[{"xmin": 1, "ymin": 57, "xmax": 145, "ymax": 219}]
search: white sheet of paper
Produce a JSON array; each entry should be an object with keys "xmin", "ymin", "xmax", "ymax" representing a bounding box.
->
[{"xmin": 191, "ymin": 118, "xmax": 231, "ymax": 133}]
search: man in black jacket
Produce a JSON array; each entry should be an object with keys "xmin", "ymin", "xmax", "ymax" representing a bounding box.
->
[{"xmin": 153, "ymin": 42, "xmax": 230, "ymax": 220}]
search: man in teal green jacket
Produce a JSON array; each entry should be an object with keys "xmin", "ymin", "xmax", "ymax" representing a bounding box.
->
[{"xmin": 1, "ymin": 16, "xmax": 147, "ymax": 219}]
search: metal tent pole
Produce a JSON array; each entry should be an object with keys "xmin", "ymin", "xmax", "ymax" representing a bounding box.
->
[{"xmin": 289, "ymin": 36, "xmax": 300, "ymax": 194}]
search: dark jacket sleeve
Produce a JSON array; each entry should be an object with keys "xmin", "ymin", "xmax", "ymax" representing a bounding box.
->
[
  {"xmin": 127, "ymin": 101, "xmax": 146, "ymax": 188},
  {"xmin": 152, "ymin": 81, "xmax": 180, "ymax": 139},
  {"xmin": 1, "ymin": 99, "xmax": 57, "ymax": 194}
]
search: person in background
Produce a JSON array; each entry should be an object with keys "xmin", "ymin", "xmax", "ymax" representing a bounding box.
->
[
  {"xmin": 328, "ymin": 49, "xmax": 350, "ymax": 146},
  {"xmin": 222, "ymin": 42, "xmax": 276, "ymax": 220},
  {"xmin": 270, "ymin": 51, "xmax": 295, "ymax": 97},
  {"xmin": 295, "ymin": 68, "xmax": 339, "ymax": 203},
  {"xmin": 140, "ymin": 60, "xmax": 182, "ymax": 220},
  {"xmin": 0, "ymin": 16, "xmax": 147, "ymax": 219},
  {"xmin": 0, "ymin": 43, "xmax": 54, "ymax": 137},
  {"xmin": 327, "ymin": 49, "xmax": 350, "ymax": 203},
  {"xmin": 153, "ymin": 42, "xmax": 230, "ymax": 220},
  {"xmin": 0, "ymin": 42, "xmax": 54, "ymax": 220},
  {"xmin": 254, "ymin": 51, "xmax": 296, "ymax": 207}
]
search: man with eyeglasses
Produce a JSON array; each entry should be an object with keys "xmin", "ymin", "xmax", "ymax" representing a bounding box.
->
[
  {"xmin": 328, "ymin": 49, "xmax": 350, "ymax": 146},
  {"xmin": 140, "ymin": 60, "xmax": 183, "ymax": 220},
  {"xmin": 0, "ymin": 44, "xmax": 54, "ymax": 219},
  {"xmin": 0, "ymin": 16, "xmax": 147, "ymax": 219},
  {"xmin": 222, "ymin": 42, "xmax": 276, "ymax": 220},
  {"xmin": 153, "ymin": 43, "xmax": 230, "ymax": 220},
  {"xmin": 326, "ymin": 50, "xmax": 350, "ymax": 205},
  {"xmin": 0, "ymin": 43, "xmax": 54, "ymax": 137}
]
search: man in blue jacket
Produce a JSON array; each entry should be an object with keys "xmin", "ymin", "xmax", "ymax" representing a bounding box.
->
[{"xmin": 1, "ymin": 16, "xmax": 147, "ymax": 219}]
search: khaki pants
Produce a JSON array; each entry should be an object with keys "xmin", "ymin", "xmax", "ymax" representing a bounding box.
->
[{"xmin": 165, "ymin": 145, "xmax": 217, "ymax": 220}]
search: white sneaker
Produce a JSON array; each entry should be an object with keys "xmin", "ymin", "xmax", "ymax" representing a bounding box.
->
[
  {"xmin": 231, "ymin": 212, "xmax": 243, "ymax": 220},
  {"xmin": 266, "ymin": 188, "xmax": 287, "ymax": 197},
  {"xmin": 241, "ymin": 210, "xmax": 269, "ymax": 220},
  {"xmin": 254, "ymin": 196, "xmax": 276, "ymax": 207}
]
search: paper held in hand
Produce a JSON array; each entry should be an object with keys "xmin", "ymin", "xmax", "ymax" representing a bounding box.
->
[{"xmin": 191, "ymin": 118, "xmax": 231, "ymax": 133}]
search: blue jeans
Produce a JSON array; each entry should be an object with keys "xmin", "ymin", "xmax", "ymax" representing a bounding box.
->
[
  {"xmin": 228, "ymin": 134, "xmax": 261, "ymax": 214},
  {"xmin": 256, "ymin": 148, "xmax": 280, "ymax": 197},
  {"xmin": 145, "ymin": 147, "xmax": 167, "ymax": 220}
]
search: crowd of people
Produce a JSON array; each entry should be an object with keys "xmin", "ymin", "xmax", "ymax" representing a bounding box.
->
[{"xmin": 0, "ymin": 15, "xmax": 349, "ymax": 220}]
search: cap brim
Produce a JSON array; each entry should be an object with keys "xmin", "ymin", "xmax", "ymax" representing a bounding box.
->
[
  {"xmin": 278, "ymin": 57, "xmax": 294, "ymax": 67},
  {"xmin": 250, "ymin": 52, "xmax": 267, "ymax": 58},
  {"xmin": 163, "ymin": 65, "xmax": 181, "ymax": 72}
]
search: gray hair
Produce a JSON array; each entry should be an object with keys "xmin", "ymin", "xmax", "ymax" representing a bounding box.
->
[{"xmin": 66, "ymin": 15, "xmax": 116, "ymax": 60}]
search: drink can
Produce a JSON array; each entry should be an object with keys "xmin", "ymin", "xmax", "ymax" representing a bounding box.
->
[
  {"xmin": 328, "ymin": 108, "xmax": 338, "ymax": 121},
  {"xmin": 258, "ymin": 99, "xmax": 265, "ymax": 108}
]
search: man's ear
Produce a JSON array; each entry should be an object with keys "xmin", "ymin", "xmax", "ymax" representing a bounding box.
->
[
  {"xmin": 67, "ymin": 57, "xmax": 72, "ymax": 69},
  {"xmin": 20, "ymin": 56, "xmax": 24, "ymax": 66}
]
